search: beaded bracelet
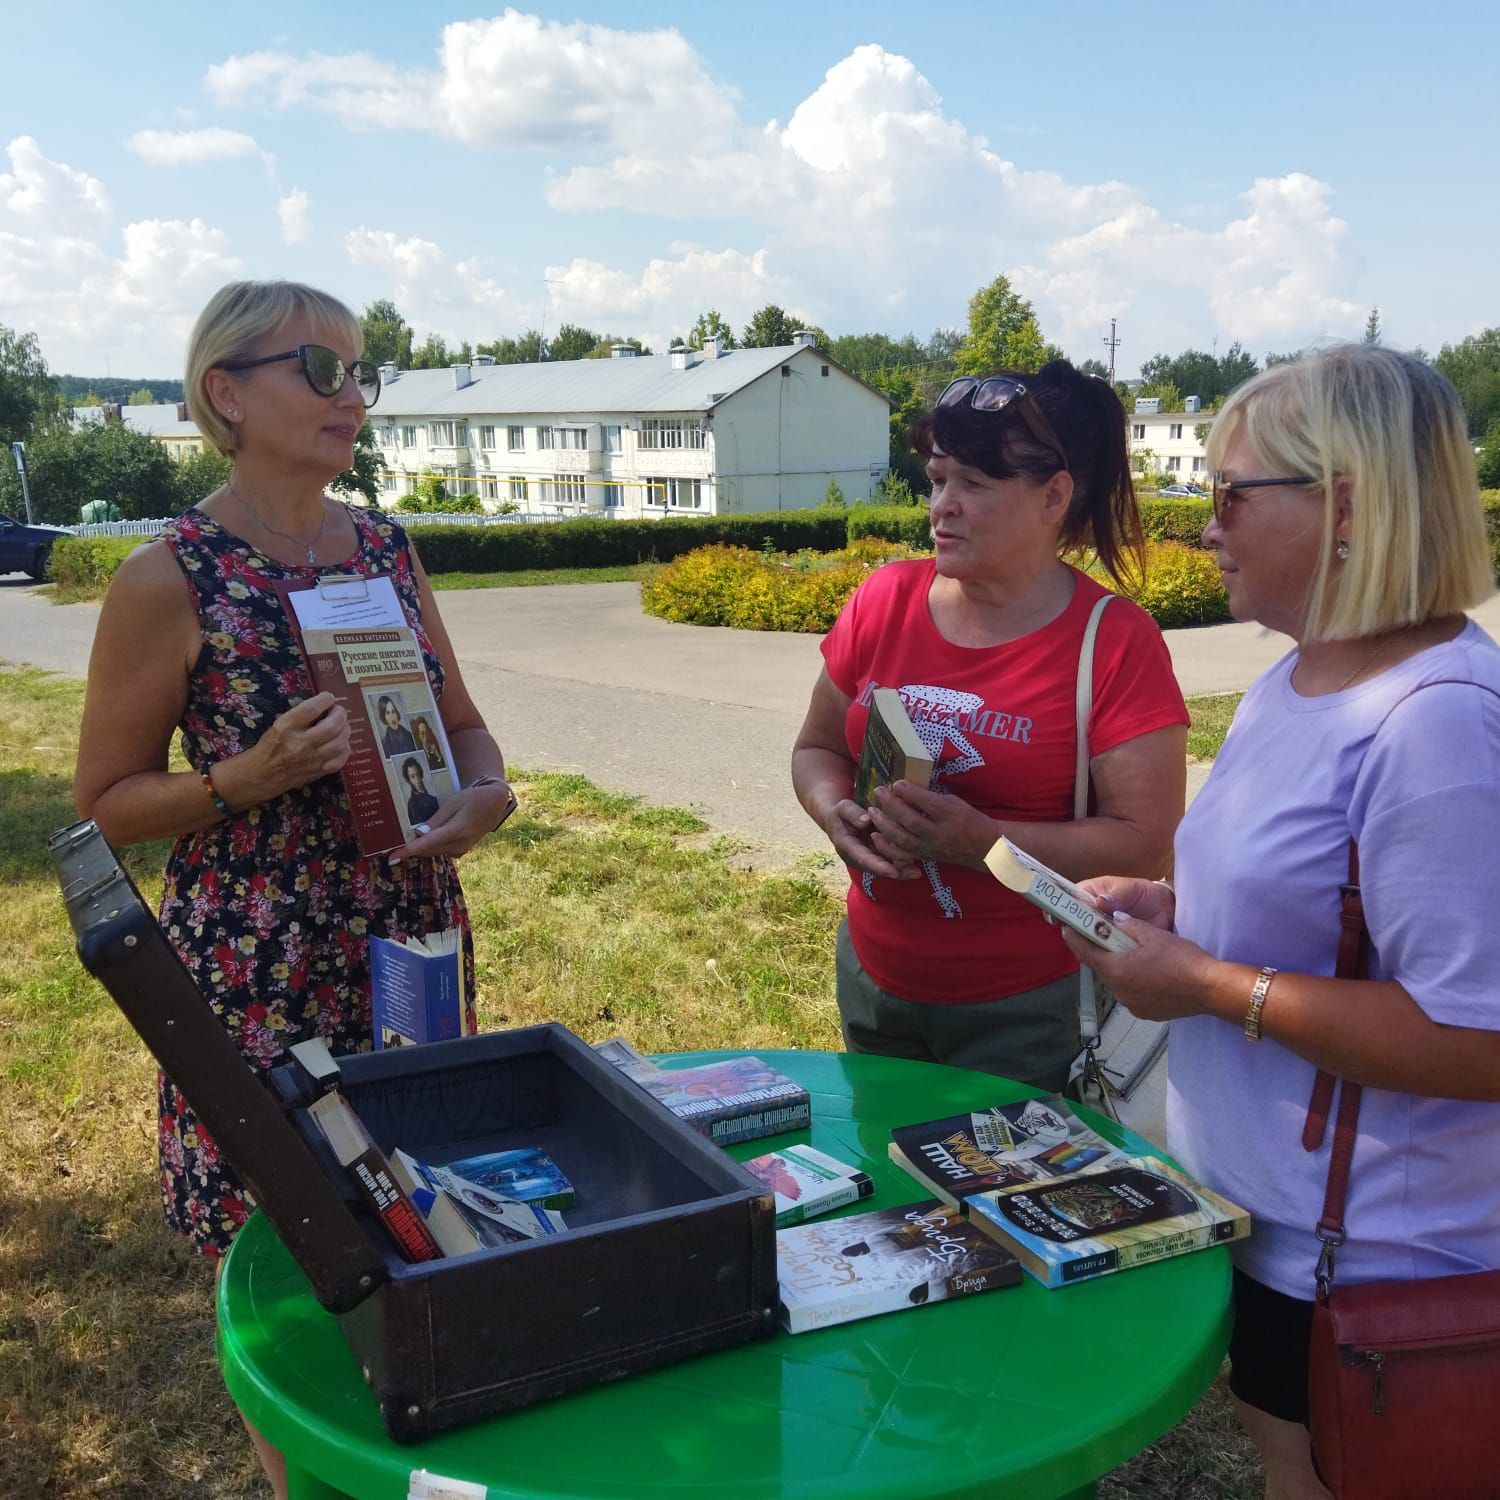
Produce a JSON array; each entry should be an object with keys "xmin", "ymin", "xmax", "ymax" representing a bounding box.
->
[{"xmin": 200, "ymin": 766, "xmax": 233, "ymax": 819}]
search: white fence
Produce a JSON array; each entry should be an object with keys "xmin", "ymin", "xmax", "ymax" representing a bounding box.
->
[{"xmin": 70, "ymin": 510, "xmax": 596, "ymax": 539}]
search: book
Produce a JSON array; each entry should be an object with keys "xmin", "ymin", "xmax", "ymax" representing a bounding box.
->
[
  {"xmin": 591, "ymin": 1035, "xmax": 665, "ymax": 1084},
  {"xmin": 299, "ymin": 624, "xmax": 462, "ymax": 855},
  {"xmin": 392, "ymin": 1148, "xmax": 565, "ymax": 1247},
  {"xmin": 632, "ymin": 1055, "xmax": 812, "ymax": 1146},
  {"xmin": 306, "ymin": 1091, "xmax": 442, "ymax": 1263},
  {"xmin": 982, "ymin": 835, "xmax": 1138, "ymax": 952},
  {"xmin": 434, "ymin": 1146, "xmax": 574, "ymax": 1212},
  {"xmin": 776, "ymin": 1199, "xmax": 1021, "ymax": 1333},
  {"xmin": 889, "ymin": 1094, "xmax": 1126, "ymax": 1208},
  {"xmin": 743, "ymin": 1144, "xmax": 874, "ymax": 1228},
  {"xmin": 388, "ymin": 1148, "xmax": 485, "ymax": 1258},
  {"xmin": 854, "ymin": 687, "xmax": 935, "ymax": 807},
  {"xmin": 966, "ymin": 1154, "xmax": 1251, "ymax": 1288},
  {"xmin": 370, "ymin": 929, "xmax": 471, "ymax": 1049}
]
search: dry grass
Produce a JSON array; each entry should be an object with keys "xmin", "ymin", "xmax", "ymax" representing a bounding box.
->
[{"xmin": 0, "ymin": 666, "xmax": 1261, "ymax": 1497}]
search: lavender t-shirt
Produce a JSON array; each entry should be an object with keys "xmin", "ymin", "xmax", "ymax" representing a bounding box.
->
[{"xmin": 1169, "ymin": 620, "xmax": 1500, "ymax": 1299}]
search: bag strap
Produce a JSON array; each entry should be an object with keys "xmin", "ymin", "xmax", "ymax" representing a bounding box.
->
[{"xmin": 1074, "ymin": 593, "xmax": 1111, "ymax": 1043}]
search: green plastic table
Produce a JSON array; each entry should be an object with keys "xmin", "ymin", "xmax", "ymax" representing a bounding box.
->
[{"xmin": 218, "ymin": 1050, "xmax": 1231, "ymax": 1500}]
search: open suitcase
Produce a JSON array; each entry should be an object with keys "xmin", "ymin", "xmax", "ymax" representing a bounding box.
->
[{"xmin": 50, "ymin": 819, "xmax": 778, "ymax": 1443}]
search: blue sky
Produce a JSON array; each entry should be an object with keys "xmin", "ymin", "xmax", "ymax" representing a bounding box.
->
[{"xmin": 2, "ymin": 1, "xmax": 1493, "ymax": 378}]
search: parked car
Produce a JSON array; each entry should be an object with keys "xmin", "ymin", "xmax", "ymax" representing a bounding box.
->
[
  {"xmin": 1157, "ymin": 484, "xmax": 1208, "ymax": 499},
  {"xmin": 0, "ymin": 512, "xmax": 74, "ymax": 579}
]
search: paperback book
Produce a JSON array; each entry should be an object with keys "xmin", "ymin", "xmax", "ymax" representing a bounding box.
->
[
  {"xmin": 966, "ymin": 1154, "xmax": 1251, "ymax": 1288},
  {"xmin": 982, "ymin": 836, "xmax": 1137, "ymax": 952},
  {"xmin": 391, "ymin": 1148, "xmax": 565, "ymax": 1248},
  {"xmin": 591, "ymin": 1035, "xmax": 664, "ymax": 1084},
  {"xmin": 776, "ymin": 1199, "xmax": 1021, "ymax": 1333},
  {"xmin": 635, "ymin": 1055, "xmax": 812, "ymax": 1146},
  {"xmin": 743, "ymin": 1143, "xmax": 874, "ymax": 1228},
  {"xmin": 854, "ymin": 687, "xmax": 935, "ymax": 808},
  {"xmin": 889, "ymin": 1094, "xmax": 1125, "ymax": 1207},
  {"xmin": 436, "ymin": 1146, "xmax": 574, "ymax": 1212},
  {"xmin": 306, "ymin": 1091, "xmax": 441, "ymax": 1263},
  {"xmin": 370, "ymin": 929, "xmax": 472, "ymax": 1049}
]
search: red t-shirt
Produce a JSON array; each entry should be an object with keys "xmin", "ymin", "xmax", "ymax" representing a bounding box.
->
[{"xmin": 820, "ymin": 559, "xmax": 1188, "ymax": 1004}]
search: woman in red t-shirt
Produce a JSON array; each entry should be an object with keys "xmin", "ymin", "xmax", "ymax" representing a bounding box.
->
[{"xmin": 791, "ymin": 360, "xmax": 1188, "ymax": 1088}]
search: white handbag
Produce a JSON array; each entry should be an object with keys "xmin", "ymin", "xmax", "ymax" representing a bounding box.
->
[{"xmin": 1064, "ymin": 595, "xmax": 1170, "ymax": 1147}]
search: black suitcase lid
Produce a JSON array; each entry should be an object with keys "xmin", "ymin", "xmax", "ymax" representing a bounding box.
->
[{"xmin": 50, "ymin": 820, "xmax": 389, "ymax": 1312}]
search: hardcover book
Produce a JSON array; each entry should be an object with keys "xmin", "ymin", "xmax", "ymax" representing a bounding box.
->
[
  {"xmin": 854, "ymin": 687, "xmax": 935, "ymax": 808},
  {"xmin": 743, "ymin": 1143, "xmax": 874, "ymax": 1228},
  {"xmin": 307, "ymin": 1091, "xmax": 442, "ymax": 1263},
  {"xmin": 889, "ymin": 1094, "xmax": 1126, "ymax": 1207},
  {"xmin": 776, "ymin": 1199, "xmax": 1021, "ymax": 1333},
  {"xmin": 370, "ymin": 929, "xmax": 471, "ymax": 1050},
  {"xmin": 982, "ymin": 836, "xmax": 1137, "ymax": 952},
  {"xmin": 966, "ymin": 1154, "xmax": 1251, "ymax": 1288},
  {"xmin": 635, "ymin": 1055, "xmax": 812, "ymax": 1147}
]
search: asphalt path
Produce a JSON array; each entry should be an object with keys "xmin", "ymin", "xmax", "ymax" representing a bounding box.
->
[{"xmin": 7, "ymin": 572, "xmax": 1498, "ymax": 868}]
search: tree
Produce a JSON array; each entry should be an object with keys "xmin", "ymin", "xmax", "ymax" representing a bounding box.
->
[
  {"xmin": 1134, "ymin": 380, "xmax": 1182, "ymax": 411},
  {"xmin": 741, "ymin": 305, "xmax": 826, "ymax": 349},
  {"xmin": 1363, "ymin": 307, "xmax": 1382, "ymax": 345},
  {"xmin": 330, "ymin": 422, "xmax": 382, "ymax": 504},
  {"xmin": 822, "ymin": 478, "xmax": 847, "ymax": 509},
  {"xmin": 687, "ymin": 311, "xmax": 736, "ymax": 351},
  {"xmin": 826, "ymin": 331, "xmax": 926, "ymax": 375},
  {"xmin": 954, "ymin": 274, "xmax": 1050, "ymax": 375},
  {"xmin": 874, "ymin": 365, "xmax": 930, "ymax": 496},
  {"xmin": 1476, "ymin": 416, "xmax": 1500, "ymax": 489},
  {"xmin": 477, "ymin": 330, "xmax": 546, "ymax": 364},
  {"xmin": 128, "ymin": 386, "xmax": 156, "ymax": 406},
  {"xmin": 172, "ymin": 446, "xmax": 233, "ymax": 509},
  {"xmin": 1076, "ymin": 357, "xmax": 1110, "ymax": 379},
  {"xmin": 1434, "ymin": 329, "xmax": 1500, "ymax": 439},
  {"xmin": 0, "ymin": 413, "xmax": 177, "ymax": 523},
  {"xmin": 360, "ymin": 299, "xmax": 414, "ymax": 367},
  {"xmin": 546, "ymin": 323, "xmax": 602, "ymax": 362},
  {"xmin": 1139, "ymin": 344, "xmax": 1258, "ymax": 404},
  {"xmin": 926, "ymin": 327, "xmax": 963, "ymax": 367},
  {"xmin": 583, "ymin": 335, "xmax": 651, "ymax": 359},
  {"xmin": 0, "ymin": 325, "xmax": 59, "ymax": 446},
  {"xmin": 409, "ymin": 333, "xmax": 455, "ymax": 371}
]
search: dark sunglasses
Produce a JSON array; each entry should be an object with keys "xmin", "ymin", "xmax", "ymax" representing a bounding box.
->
[
  {"xmin": 1211, "ymin": 471, "xmax": 1318, "ymax": 525},
  {"xmin": 221, "ymin": 344, "xmax": 381, "ymax": 408},
  {"xmin": 936, "ymin": 376, "xmax": 1068, "ymax": 469}
]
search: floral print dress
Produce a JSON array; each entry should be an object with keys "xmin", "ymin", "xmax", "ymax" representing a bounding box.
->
[{"xmin": 155, "ymin": 505, "xmax": 475, "ymax": 1256}]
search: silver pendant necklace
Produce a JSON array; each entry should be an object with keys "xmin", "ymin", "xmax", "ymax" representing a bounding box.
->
[{"xmin": 227, "ymin": 478, "xmax": 330, "ymax": 564}]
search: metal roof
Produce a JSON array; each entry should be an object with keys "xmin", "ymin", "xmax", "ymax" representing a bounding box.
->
[
  {"xmin": 368, "ymin": 344, "xmax": 879, "ymax": 418},
  {"xmin": 72, "ymin": 403, "xmax": 201, "ymax": 438}
]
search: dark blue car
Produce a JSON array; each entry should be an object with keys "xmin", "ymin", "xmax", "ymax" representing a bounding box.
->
[{"xmin": 0, "ymin": 512, "xmax": 73, "ymax": 579}]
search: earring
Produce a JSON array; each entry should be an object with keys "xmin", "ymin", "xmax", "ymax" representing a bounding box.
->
[{"xmin": 1336, "ymin": 538, "xmax": 1350, "ymax": 561}]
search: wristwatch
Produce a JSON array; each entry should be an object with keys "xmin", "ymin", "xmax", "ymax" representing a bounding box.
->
[{"xmin": 467, "ymin": 774, "xmax": 518, "ymax": 831}]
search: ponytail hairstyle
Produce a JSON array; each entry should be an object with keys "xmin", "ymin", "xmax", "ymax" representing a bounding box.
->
[{"xmin": 909, "ymin": 358, "xmax": 1144, "ymax": 586}]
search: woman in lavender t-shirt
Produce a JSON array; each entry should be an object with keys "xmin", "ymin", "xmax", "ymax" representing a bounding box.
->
[{"xmin": 1063, "ymin": 344, "xmax": 1500, "ymax": 1499}]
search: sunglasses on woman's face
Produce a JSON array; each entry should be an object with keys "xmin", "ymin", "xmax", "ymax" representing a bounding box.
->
[
  {"xmin": 1210, "ymin": 471, "xmax": 1318, "ymax": 525},
  {"xmin": 935, "ymin": 375, "xmax": 1068, "ymax": 470},
  {"xmin": 221, "ymin": 344, "xmax": 381, "ymax": 408}
]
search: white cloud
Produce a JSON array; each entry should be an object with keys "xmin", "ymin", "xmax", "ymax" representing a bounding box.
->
[
  {"xmin": 125, "ymin": 127, "xmax": 272, "ymax": 173},
  {"xmin": 277, "ymin": 188, "xmax": 310, "ymax": 245},
  {"xmin": 344, "ymin": 228, "xmax": 519, "ymax": 341},
  {"xmin": 206, "ymin": 13, "xmax": 737, "ymax": 152},
  {"xmin": 0, "ymin": 135, "xmax": 241, "ymax": 372}
]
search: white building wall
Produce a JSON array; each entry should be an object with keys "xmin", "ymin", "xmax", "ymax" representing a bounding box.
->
[{"xmin": 1126, "ymin": 409, "xmax": 1214, "ymax": 479}]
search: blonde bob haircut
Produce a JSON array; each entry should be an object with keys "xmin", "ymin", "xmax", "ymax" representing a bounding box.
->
[
  {"xmin": 1206, "ymin": 343, "xmax": 1493, "ymax": 640},
  {"xmin": 185, "ymin": 281, "xmax": 363, "ymax": 458}
]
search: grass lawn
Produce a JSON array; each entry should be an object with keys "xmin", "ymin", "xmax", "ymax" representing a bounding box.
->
[
  {"xmin": 0, "ymin": 667, "xmax": 1259, "ymax": 1498},
  {"xmin": 1186, "ymin": 691, "xmax": 1242, "ymax": 760},
  {"xmin": 428, "ymin": 562, "xmax": 658, "ymax": 591}
]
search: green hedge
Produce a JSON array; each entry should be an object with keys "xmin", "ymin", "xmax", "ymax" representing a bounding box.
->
[
  {"xmin": 48, "ymin": 535, "xmax": 143, "ymax": 595},
  {"xmin": 1085, "ymin": 541, "xmax": 1230, "ymax": 628},
  {"xmin": 407, "ymin": 510, "xmax": 849, "ymax": 574},
  {"xmin": 846, "ymin": 504, "xmax": 932, "ymax": 548},
  {"xmin": 1485, "ymin": 491, "xmax": 1500, "ymax": 576},
  {"xmin": 1139, "ymin": 497, "xmax": 1212, "ymax": 545}
]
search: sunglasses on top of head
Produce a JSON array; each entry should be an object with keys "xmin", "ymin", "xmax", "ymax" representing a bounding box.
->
[
  {"xmin": 220, "ymin": 344, "xmax": 382, "ymax": 408},
  {"xmin": 935, "ymin": 375, "xmax": 1068, "ymax": 470}
]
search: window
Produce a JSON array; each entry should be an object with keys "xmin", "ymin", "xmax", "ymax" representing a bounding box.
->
[
  {"xmin": 538, "ymin": 425, "xmax": 587, "ymax": 451},
  {"xmin": 603, "ymin": 425, "xmax": 622, "ymax": 454},
  {"xmin": 382, "ymin": 473, "xmax": 396, "ymax": 492},
  {"xmin": 401, "ymin": 425, "xmax": 417, "ymax": 449},
  {"xmin": 481, "ymin": 477, "xmax": 498, "ymax": 500},
  {"xmin": 507, "ymin": 425, "xmax": 525, "ymax": 452},
  {"xmin": 549, "ymin": 475, "xmax": 586, "ymax": 506},
  {"xmin": 478, "ymin": 425, "xmax": 496, "ymax": 450},
  {"xmin": 428, "ymin": 420, "xmax": 463, "ymax": 447},
  {"xmin": 1169, "ymin": 423, "xmax": 1183, "ymax": 440},
  {"xmin": 1191, "ymin": 456, "xmax": 1206, "ymax": 472},
  {"xmin": 1167, "ymin": 456, "xmax": 1181, "ymax": 472},
  {"xmin": 509, "ymin": 477, "xmax": 528, "ymax": 504},
  {"xmin": 639, "ymin": 418, "xmax": 705, "ymax": 450},
  {"xmin": 821, "ymin": 365, "xmax": 829, "ymax": 377},
  {"xmin": 602, "ymin": 483, "xmax": 623, "ymax": 507},
  {"xmin": 646, "ymin": 476, "xmax": 703, "ymax": 510},
  {"xmin": 1131, "ymin": 424, "xmax": 1146, "ymax": 441}
]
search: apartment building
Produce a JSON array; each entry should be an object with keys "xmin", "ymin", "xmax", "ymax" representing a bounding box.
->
[
  {"xmin": 1126, "ymin": 400, "xmax": 1214, "ymax": 480},
  {"xmin": 72, "ymin": 401, "xmax": 206, "ymax": 459},
  {"xmin": 366, "ymin": 335, "xmax": 891, "ymax": 517}
]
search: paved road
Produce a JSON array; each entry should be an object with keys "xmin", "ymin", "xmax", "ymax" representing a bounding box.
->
[{"xmin": 8, "ymin": 573, "xmax": 1498, "ymax": 867}]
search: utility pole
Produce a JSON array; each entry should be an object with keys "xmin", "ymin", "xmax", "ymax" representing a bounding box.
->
[
  {"xmin": 11, "ymin": 442, "xmax": 35, "ymax": 524},
  {"xmin": 1103, "ymin": 319, "xmax": 1121, "ymax": 384},
  {"xmin": 538, "ymin": 279, "xmax": 562, "ymax": 361}
]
